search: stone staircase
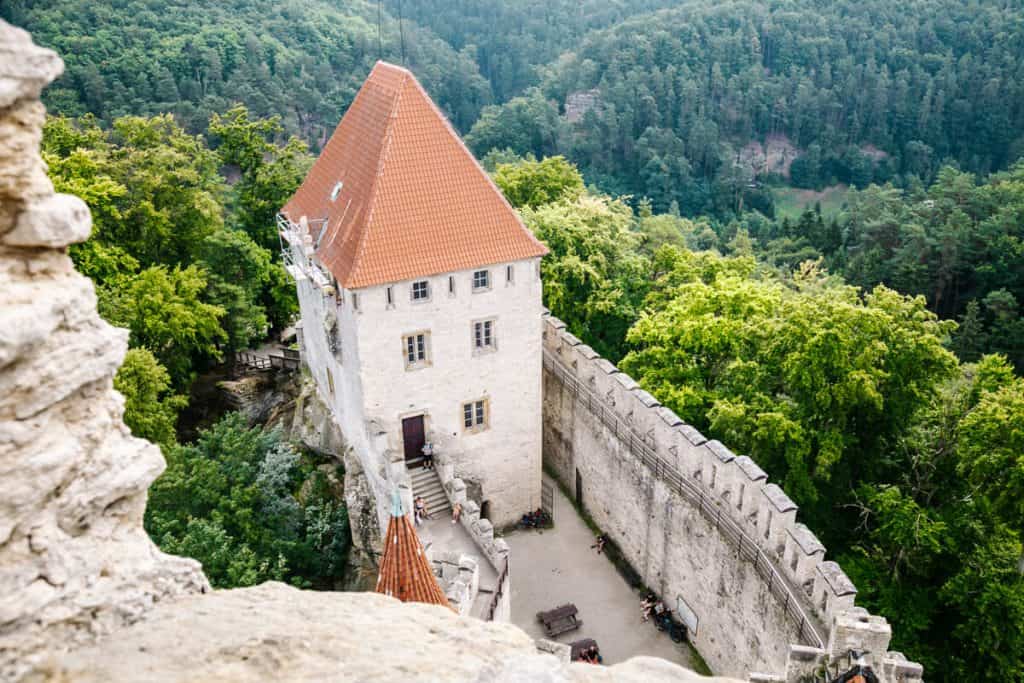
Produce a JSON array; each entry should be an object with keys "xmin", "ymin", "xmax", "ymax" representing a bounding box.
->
[{"xmin": 409, "ymin": 463, "xmax": 451, "ymax": 519}]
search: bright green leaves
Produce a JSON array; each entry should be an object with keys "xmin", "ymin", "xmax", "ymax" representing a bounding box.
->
[
  {"xmin": 146, "ymin": 414, "xmax": 351, "ymax": 590},
  {"xmin": 101, "ymin": 265, "xmax": 226, "ymax": 386},
  {"xmin": 114, "ymin": 348, "xmax": 188, "ymax": 451},
  {"xmin": 493, "ymin": 156, "xmax": 584, "ymax": 209},
  {"xmin": 522, "ymin": 194, "xmax": 647, "ymax": 361},
  {"xmin": 622, "ymin": 257, "xmax": 957, "ymax": 509}
]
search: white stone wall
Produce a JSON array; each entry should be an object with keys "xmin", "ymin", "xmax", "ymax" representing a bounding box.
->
[
  {"xmin": 540, "ymin": 315, "xmax": 923, "ymax": 682},
  {"xmin": 351, "ymin": 260, "xmax": 544, "ymax": 528},
  {"xmin": 286, "ymin": 226, "xmax": 398, "ymax": 532}
]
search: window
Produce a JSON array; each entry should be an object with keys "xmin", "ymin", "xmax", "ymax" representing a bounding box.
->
[
  {"xmin": 385, "ymin": 286, "xmax": 394, "ymax": 307},
  {"xmin": 472, "ymin": 269, "xmax": 490, "ymax": 291},
  {"xmin": 473, "ymin": 319, "xmax": 495, "ymax": 352},
  {"xmin": 462, "ymin": 399, "xmax": 488, "ymax": 431},
  {"xmin": 352, "ymin": 292, "xmax": 359, "ymax": 311},
  {"xmin": 448, "ymin": 275, "xmax": 455, "ymax": 296},
  {"xmin": 403, "ymin": 332, "xmax": 430, "ymax": 368},
  {"xmin": 330, "ymin": 181, "xmax": 343, "ymax": 201},
  {"xmin": 411, "ymin": 280, "xmax": 430, "ymax": 301},
  {"xmin": 506, "ymin": 264, "xmax": 514, "ymax": 284}
]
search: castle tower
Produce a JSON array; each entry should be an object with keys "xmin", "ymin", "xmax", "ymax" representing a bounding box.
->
[
  {"xmin": 376, "ymin": 494, "xmax": 453, "ymax": 609},
  {"xmin": 280, "ymin": 62, "xmax": 548, "ymax": 528}
]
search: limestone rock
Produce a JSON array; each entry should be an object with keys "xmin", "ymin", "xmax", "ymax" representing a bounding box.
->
[
  {"xmin": 5, "ymin": 193, "xmax": 92, "ymax": 247},
  {"xmin": 0, "ymin": 20, "xmax": 208, "ymax": 681},
  {"xmin": 42, "ymin": 583, "xmax": 745, "ymax": 683}
]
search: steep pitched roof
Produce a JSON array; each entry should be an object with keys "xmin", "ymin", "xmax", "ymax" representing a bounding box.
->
[
  {"xmin": 282, "ymin": 61, "xmax": 548, "ymax": 289},
  {"xmin": 375, "ymin": 495, "xmax": 454, "ymax": 611}
]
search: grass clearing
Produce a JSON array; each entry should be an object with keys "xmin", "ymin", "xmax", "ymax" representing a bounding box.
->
[{"xmin": 772, "ymin": 184, "xmax": 850, "ymax": 220}]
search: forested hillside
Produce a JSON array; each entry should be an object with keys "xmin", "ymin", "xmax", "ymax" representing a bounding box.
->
[
  {"xmin": 383, "ymin": 0, "xmax": 680, "ymax": 101},
  {"xmin": 2, "ymin": 0, "xmax": 490, "ymax": 140},
  {"xmin": 468, "ymin": 0, "xmax": 1024, "ymax": 215}
]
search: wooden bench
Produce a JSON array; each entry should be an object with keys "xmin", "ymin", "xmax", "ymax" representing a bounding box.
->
[
  {"xmin": 570, "ymin": 638, "xmax": 598, "ymax": 661},
  {"xmin": 536, "ymin": 603, "xmax": 582, "ymax": 637}
]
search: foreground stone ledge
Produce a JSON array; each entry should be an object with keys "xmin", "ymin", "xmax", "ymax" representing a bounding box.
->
[{"xmin": 38, "ymin": 582, "xmax": 743, "ymax": 683}]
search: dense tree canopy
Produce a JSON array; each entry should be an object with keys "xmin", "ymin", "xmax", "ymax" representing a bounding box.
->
[{"xmin": 146, "ymin": 414, "xmax": 351, "ymax": 589}]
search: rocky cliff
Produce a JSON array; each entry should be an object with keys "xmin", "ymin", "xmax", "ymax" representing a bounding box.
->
[{"xmin": 0, "ymin": 21, "xmax": 209, "ymax": 681}]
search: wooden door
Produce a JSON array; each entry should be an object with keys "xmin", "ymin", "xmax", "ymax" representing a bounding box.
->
[{"xmin": 402, "ymin": 415, "xmax": 425, "ymax": 462}]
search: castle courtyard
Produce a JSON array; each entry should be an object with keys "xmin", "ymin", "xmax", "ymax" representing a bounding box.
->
[{"xmin": 504, "ymin": 474, "xmax": 702, "ymax": 670}]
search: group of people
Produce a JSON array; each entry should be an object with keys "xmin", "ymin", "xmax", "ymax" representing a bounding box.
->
[
  {"xmin": 413, "ymin": 496, "xmax": 463, "ymax": 526},
  {"xmin": 640, "ymin": 593, "xmax": 666, "ymax": 622},
  {"xmin": 578, "ymin": 643, "xmax": 602, "ymax": 665}
]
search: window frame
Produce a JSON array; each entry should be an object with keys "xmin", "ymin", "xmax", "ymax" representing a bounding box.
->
[
  {"xmin": 472, "ymin": 318, "xmax": 497, "ymax": 354},
  {"xmin": 462, "ymin": 398, "xmax": 489, "ymax": 432},
  {"xmin": 472, "ymin": 269, "xmax": 490, "ymax": 292},
  {"xmin": 411, "ymin": 280, "xmax": 430, "ymax": 302},
  {"xmin": 402, "ymin": 330, "xmax": 432, "ymax": 370}
]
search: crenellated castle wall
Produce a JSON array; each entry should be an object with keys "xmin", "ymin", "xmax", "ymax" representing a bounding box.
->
[{"xmin": 540, "ymin": 314, "xmax": 924, "ymax": 682}]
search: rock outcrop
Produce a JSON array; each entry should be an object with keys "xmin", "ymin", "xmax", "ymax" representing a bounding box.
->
[
  {"xmin": 43, "ymin": 582, "xmax": 740, "ymax": 683},
  {"xmin": 0, "ymin": 21, "xmax": 208, "ymax": 681}
]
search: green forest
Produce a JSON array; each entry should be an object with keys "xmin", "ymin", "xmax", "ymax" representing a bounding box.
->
[{"xmin": 5, "ymin": 0, "xmax": 1022, "ymax": 679}]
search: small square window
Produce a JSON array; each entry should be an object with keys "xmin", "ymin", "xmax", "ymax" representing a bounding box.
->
[
  {"xmin": 412, "ymin": 280, "xmax": 430, "ymax": 301},
  {"xmin": 403, "ymin": 332, "xmax": 430, "ymax": 369},
  {"xmin": 473, "ymin": 319, "xmax": 496, "ymax": 352},
  {"xmin": 472, "ymin": 270, "xmax": 490, "ymax": 291},
  {"xmin": 462, "ymin": 399, "xmax": 488, "ymax": 431}
]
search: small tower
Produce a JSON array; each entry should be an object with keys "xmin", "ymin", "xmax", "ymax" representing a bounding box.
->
[
  {"xmin": 280, "ymin": 62, "xmax": 548, "ymax": 529},
  {"xmin": 376, "ymin": 493, "xmax": 453, "ymax": 610}
]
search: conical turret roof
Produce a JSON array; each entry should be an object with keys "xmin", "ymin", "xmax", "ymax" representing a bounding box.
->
[{"xmin": 375, "ymin": 493, "xmax": 454, "ymax": 611}]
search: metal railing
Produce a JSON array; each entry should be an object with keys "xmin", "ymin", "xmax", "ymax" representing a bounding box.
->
[
  {"xmin": 485, "ymin": 558, "xmax": 511, "ymax": 621},
  {"xmin": 543, "ymin": 350, "xmax": 825, "ymax": 648}
]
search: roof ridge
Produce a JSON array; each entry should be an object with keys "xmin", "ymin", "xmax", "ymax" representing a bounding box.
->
[
  {"xmin": 405, "ymin": 75, "xmax": 548, "ymax": 255},
  {"xmin": 349, "ymin": 68, "xmax": 409, "ymax": 282}
]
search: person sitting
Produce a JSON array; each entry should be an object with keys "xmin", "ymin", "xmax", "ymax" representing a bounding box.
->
[
  {"xmin": 641, "ymin": 593, "xmax": 657, "ymax": 621},
  {"xmin": 586, "ymin": 644, "xmax": 602, "ymax": 665},
  {"xmin": 451, "ymin": 502, "xmax": 462, "ymax": 525},
  {"xmin": 590, "ymin": 533, "xmax": 608, "ymax": 554},
  {"xmin": 414, "ymin": 496, "xmax": 428, "ymax": 525}
]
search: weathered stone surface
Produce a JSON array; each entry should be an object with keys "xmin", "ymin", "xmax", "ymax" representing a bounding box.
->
[
  {"xmin": 0, "ymin": 21, "xmax": 208, "ymax": 680},
  {"xmin": 41, "ymin": 583, "xmax": 745, "ymax": 682},
  {"xmin": 5, "ymin": 193, "xmax": 91, "ymax": 247}
]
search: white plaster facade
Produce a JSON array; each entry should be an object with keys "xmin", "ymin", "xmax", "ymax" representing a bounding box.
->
[{"xmin": 285, "ymin": 221, "xmax": 543, "ymax": 530}]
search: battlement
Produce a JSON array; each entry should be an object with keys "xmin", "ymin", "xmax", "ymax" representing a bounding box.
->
[{"xmin": 541, "ymin": 313, "xmax": 922, "ymax": 681}]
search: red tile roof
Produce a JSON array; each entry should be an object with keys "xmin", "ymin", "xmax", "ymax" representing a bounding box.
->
[
  {"xmin": 282, "ymin": 61, "xmax": 548, "ymax": 289},
  {"xmin": 376, "ymin": 506, "xmax": 454, "ymax": 611}
]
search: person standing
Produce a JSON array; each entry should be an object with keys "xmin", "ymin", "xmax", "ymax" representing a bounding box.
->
[{"xmin": 421, "ymin": 441, "xmax": 435, "ymax": 469}]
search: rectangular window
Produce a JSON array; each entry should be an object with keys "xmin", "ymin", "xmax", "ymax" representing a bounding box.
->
[
  {"xmin": 403, "ymin": 332, "xmax": 430, "ymax": 368},
  {"xmin": 386, "ymin": 286, "xmax": 394, "ymax": 306},
  {"xmin": 506, "ymin": 264, "xmax": 514, "ymax": 284},
  {"xmin": 411, "ymin": 280, "xmax": 430, "ymax": 301},
  {"xmin": 462, "ymin": 399, "xmax": 488, "ymax": 430},
  {"xmin": 472, "ymin": 269, "xmax": 490, "ymax": 291},
  {"xmin": 448, "ymin": 275, "xmax": 455, "ymax": 296},
  {"xmin": 352, "ymin": 292, "xmax": 359, "ymax": 311},
  {"xmin": 473, "ymin": 319, "xmax": 495, "ymax": 352}
]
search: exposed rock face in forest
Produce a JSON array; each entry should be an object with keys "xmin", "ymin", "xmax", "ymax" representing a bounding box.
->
[{"xmin": 0, "ymin": 21, "xmax": 209, "ymax": 681}]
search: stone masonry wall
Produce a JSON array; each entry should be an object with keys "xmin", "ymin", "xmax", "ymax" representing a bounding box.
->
[
  {"xmin": 0, "ymin": 22, "xmax": 208, "ymax": 680},
  {"xmin": 541, "ymin": 314, "xmax": 924, "ymax": 682}
]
